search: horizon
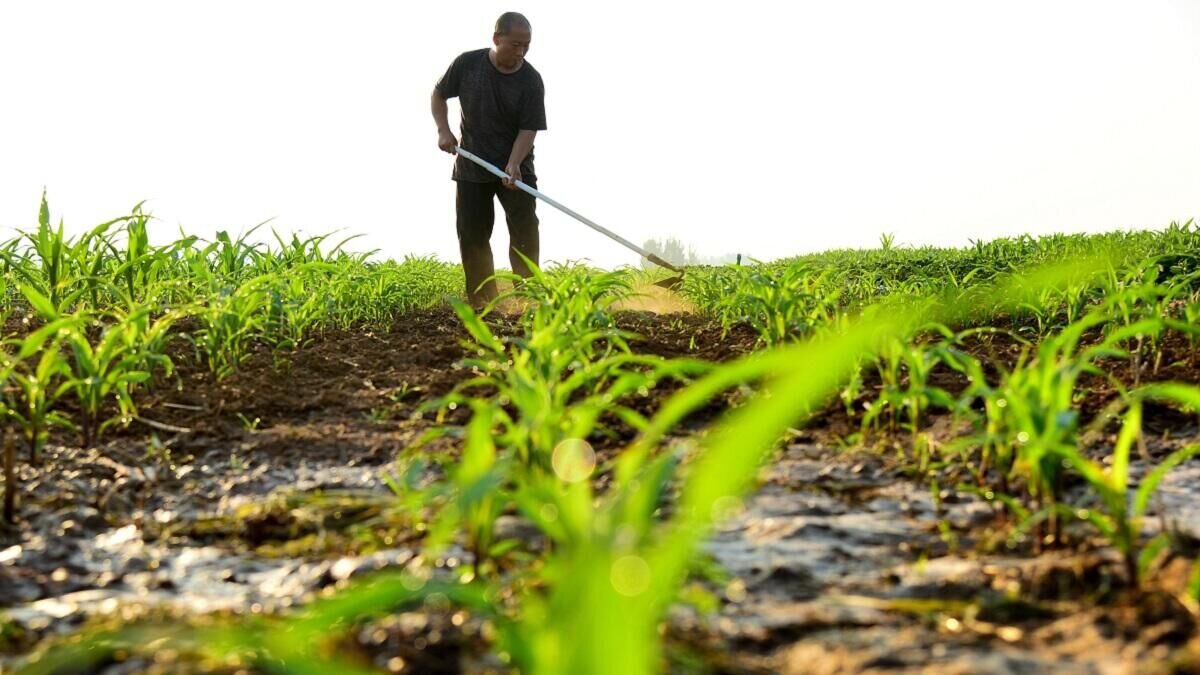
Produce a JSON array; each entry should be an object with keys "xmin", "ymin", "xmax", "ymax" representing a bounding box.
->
[{"xmin": 10, "ymin": 190, "xmax": 1194, "ymax": 273}]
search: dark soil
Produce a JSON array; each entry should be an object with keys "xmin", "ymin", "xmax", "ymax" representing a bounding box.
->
[{"xmin": 2, "ymin": 308, "xmax": 1198, "ymax": 674}]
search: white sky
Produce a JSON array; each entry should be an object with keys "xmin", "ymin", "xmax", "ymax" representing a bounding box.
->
[{"xmin": 1, "ymin": 1, "xmax": 1198, "ymax": 269}]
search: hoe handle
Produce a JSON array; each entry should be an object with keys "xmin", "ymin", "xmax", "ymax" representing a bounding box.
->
[{"xmin": 455, "ymin": 147, "xmax": 685, "ymax": 275}]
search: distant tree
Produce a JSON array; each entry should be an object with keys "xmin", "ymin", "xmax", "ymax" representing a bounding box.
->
[
  {"xmin": 641, "ymin": 237, "xmax": 697, "ymax": 268},
  {"xmin": 641, "ymin": 237, "xmax": 739, "ymax": 268}
]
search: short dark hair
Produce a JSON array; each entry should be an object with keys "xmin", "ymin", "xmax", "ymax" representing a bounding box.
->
[{"xmin": 495, "ymin": 12, "xmax": 531, "ymax": 35}]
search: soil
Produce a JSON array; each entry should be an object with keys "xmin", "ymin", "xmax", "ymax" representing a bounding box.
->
[{"xmin": 1, "ymin": 307, "xmax": 1198, "ymax": 674}]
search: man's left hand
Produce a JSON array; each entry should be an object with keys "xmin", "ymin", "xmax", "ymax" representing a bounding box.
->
[{"xmin": 503, "ymin": 161, "xmax": 523, "ymax": 190}]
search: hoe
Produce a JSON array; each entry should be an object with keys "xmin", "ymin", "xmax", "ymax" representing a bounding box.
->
[{"xmin": 456, "ymin": 146, "xmax": 686, "ymax": 290}]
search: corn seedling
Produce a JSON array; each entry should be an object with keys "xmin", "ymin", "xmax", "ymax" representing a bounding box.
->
[
  {"xmin": 1013, "ymin": 385, "xmax": 1200, "ymax": 588},
  {"xmin": 3, "ymin": 315, "xmax": 82, "ymax": 463}
]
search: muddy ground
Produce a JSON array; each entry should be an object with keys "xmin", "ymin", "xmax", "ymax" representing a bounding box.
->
[{"xmin": 1, "ymin": 307, "xmax": 1198, "ymax": 673}]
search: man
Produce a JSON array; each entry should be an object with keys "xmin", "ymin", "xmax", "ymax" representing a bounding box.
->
[{"xmin": 431, "ymin": 11, "xmax": 547, "ymax": 308}]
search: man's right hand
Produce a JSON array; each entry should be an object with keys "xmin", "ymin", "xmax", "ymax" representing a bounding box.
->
[{"xmin": 438, "ymin": 131, "xmax": 459, "ymax": 154}]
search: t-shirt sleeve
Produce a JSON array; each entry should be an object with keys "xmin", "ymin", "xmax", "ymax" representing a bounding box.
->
[
  {"xmin": 520, "ymin": 74, "xmax": 547, "ymax": 131},
  {"xmin": 435, "ymin": 53, "xmax": 465, "ymax": 99}
]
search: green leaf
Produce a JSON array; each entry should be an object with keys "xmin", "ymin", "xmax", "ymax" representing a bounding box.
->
[
  {"xmin": 1134, "ymin": 444, "xmax": 1200, "ymax": 519},
  {"xmin": 449, "ymin": 297, "xmax": 502, "ymax": 353},
  {"xmin": 1137, "ymin": 533, "xmax": 1170, "ymax": 579},
  {"xmin": 19, "ymin": 283, "xmax": 58, "ymax": 320},
  {"xmin": 457, "ymin": 401, "xmax": 496, "ymax": 486},
  {"xmin": 611, "ymin": 449, "xmax": 680, "ymax": 541},
  {"xmin": 38, "ymin": 189, "xmax": 49, "ymax": 229},
  {"xmin": 1056, "ymin": 445, "xmax": 1111, "ymax": 499},
  {"xmin": 1110, "ymin": 399, "xmax": 1140, "ymax": 494},
  {"xmin": 16, "ymin": 317, "xmax": 78, "ymax": 359},
  {"xmin": 1139, "ymin": 383, "xmax": 1200, "ymax": 413},
  {"xmin": 1017, "ymin": 503, "xmax": 1116, "ymax": 542},
  {"xmin": 488, "ymin": 538, "xmax": 521, "ymax": 558}
]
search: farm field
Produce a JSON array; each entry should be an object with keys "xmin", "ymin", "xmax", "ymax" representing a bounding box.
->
[{"xmin": 2, "ymin": 198, "xmax": 1200, "ymax": 674}]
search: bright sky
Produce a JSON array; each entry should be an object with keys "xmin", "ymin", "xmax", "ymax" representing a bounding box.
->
[{"xmin": 1, "ymin": 1, "xmax": 1198, "ymax": 269}]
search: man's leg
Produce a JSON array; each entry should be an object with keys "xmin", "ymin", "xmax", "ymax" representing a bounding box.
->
[
  {"xmin": 496, "ymin": 183, "xmax": 540, "ymax": 278},
  {"xmin": 456, "ymin": 181, "xmax": 499, "ymax": 307}
]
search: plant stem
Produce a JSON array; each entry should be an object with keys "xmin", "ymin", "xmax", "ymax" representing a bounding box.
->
[{"xmin": 4, "ymin": 429, "xmax": 16, "ymax": 524}]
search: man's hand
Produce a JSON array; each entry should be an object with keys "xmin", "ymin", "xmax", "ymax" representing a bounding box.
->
[
  {"xmin": 438, "ymin": 130, "xmax": 459, "ymax": 154},
  {"xmin": 503, "ymin": 160, "xmax": 523, "ymax": 190},
  {"xmin": 504, "ymin": 130, "xmax": 536, "ymax": 190}
]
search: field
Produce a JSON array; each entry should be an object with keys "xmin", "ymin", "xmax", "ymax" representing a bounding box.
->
[{"xmin": 1, "ymin": 196, "xmax": 1199, "ymax": 674}]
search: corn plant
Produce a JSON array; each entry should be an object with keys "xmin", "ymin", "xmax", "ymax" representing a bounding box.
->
[
  {"xmin": 864, "ymin": 335, "xmax": 905, "ymax": 433},
  {"xmin": 839, "ymin": 356, "xmax": 866, "ymax": 419},
  {"xmin": 264, "ymin": 230, "xmax": 364, "ymax": 271},
  {"xmin": 7, "ymin": 194, "xmax": 165, "ymax": 315},
  {"xmin": 488, "ymin": 257, "xmax": 634, "ymax": 335},
  {"xmin": 262, "ymin": 264, "xmax": 335, "ymax": 351},
  {"xmin": 746, "ymin": 265, "xmax": 840, "ymax": 345},
  {"xmin": 3, "ymin": 429, "xmax": 15, "ymax": 524},
  {"xmin": 1096, "ymin": 260, "xmax": 1179, "ymax": 385},
  {"xmin": 1151, "ymin": 266, "xmax": 1200, "ymax": 372},
  {"xmin": 318, "ymin": 256, "xmax": 463, "ymax": 328},
  {"xmin": 952, "ymin": 308, "xmax": 1163, "ymax": 542},
  {"xmin": 3, "ymin": 316, "xmax": 80, "ymax": 463},
  {"xmin": 7, "ymin": 193, "xmax": 94, "ymax": 315},
  {"xmin": 406, "ymin": 274, "xmax": 707, "ymax": 569},
  {"xmin": 104, "ymin": 205, "xmax": 200, "ymax": 307},
  {"xmin": 189, "ymin": 275, "xmax": 273, "ymax": 378},
  {"xmin": 446, "ymin": 401, "xmax": 509, "ymax": 567},
  {"xmin": 206, "ymin": 225, "xmax": 267, "ymax": 280},
  {"xmin": 1013, "ymin": 384, "xmax": 1200, "ymax": 587},
  {"xmin": 900, "ymin": 342, "xmax": 961, "ymax": 462},
  {"xmin": 58, "ymin": 313, "xmax": 162, "ymax": 447},
  {"xmin": 441, "ymin": 295, "xmax": 703, "ymax": 467}
]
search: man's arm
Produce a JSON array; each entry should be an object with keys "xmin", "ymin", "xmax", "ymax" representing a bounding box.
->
[
  {"xmin": 503, "ymin": 129, "xmax": 537, "ymax": 188},
  {"xmin": 431, "ymin": 88, "xmax": 457, "ymax": 154}
]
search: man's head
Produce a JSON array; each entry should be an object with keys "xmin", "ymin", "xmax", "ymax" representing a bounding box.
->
[{"xmin": 492, "ymin": 12, "xmax": 531, "ymax": 71}]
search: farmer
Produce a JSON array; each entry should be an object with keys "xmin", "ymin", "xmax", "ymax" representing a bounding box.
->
[{"xmin": 431, "ymin": 11, "xmax": 547, "ymax": 308}]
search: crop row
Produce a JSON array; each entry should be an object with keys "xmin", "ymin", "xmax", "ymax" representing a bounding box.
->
[
  {"xmin": 15, "ymin": 236, "xmax": 1200, "ymax": 672},
  {"xmin": 0, "ymin": 195, "xmax": 460, "ymax": 524}
]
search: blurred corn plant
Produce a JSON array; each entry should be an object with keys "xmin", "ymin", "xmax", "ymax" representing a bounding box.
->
[
  {"xmin": 1095, "ymin": 257, "xmax": 1200, "ymax": 384},
  {"xmin": 740, "ymin": 264, "xmax": 840, "ymax": 346},
  {"xmin": 455, "ymin": 263, "xmax": 710, "ymax": 461},
  {"xmin": 401, "ymin": 264, "xmax": 709, "ymax": 569},
  {"xmin": 680, "ymin": 220, "xmax": 1200, "ymax": 341},
  {"xmin": 485, "ymin": 258, "xmax": 634, "ymax": 336},
  {"xmin": 862, "ymin": 327, "xmax": 965, "ymax": 464}
]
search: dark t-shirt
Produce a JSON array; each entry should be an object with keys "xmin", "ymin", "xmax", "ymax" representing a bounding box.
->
[{"xmin": 435, "ymin": 48, "xmax": 547, "ymax": 184}]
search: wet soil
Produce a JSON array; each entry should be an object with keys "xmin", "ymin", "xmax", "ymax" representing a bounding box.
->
[{"xmin": 2, "ymin": 309, "xmax": 1198, "ymax": 673}]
